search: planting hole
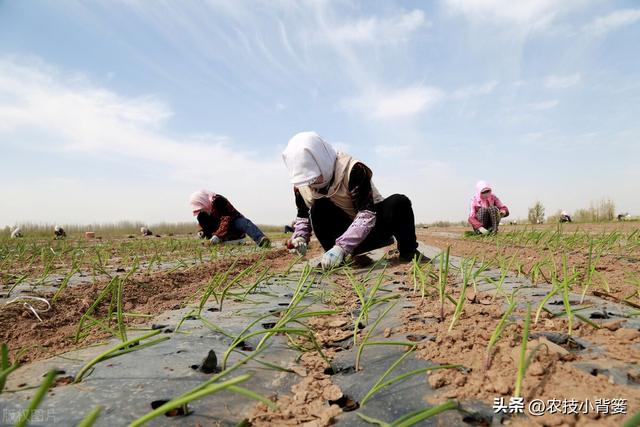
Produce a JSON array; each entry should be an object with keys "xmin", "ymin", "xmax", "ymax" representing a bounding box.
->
[
  {"xmin": 262, "ymin": 322, "xmax": 276, "ymax": 329},
  {"xmin": 589, "ymin": 311, "xmax": 608, "ymax": 319},
  {"xmin": 151, "ymin": 324, "xmax": 168, "ymax": 330},
  {"xmin": 406, "ymin": 334, "xmax": 432, "ymax": 342},
  {"xmin": 328, "ymin": 395, "xmax": 359, "ymax": 412},
  {"xmin": 235, "ymin": 341, "xmax": 254, "ymax": 351},
  {"xmin": 150, "ymin": 400, "xmax": 191, "ymax": 417},
  {"xmin": 206, "ymin": 307, "xmax": 219, "ymax": 312},
  {"xmin": 462, "ymin": 412, "xmax": 492, "ymax": 426},
  {"xmin": 324, "ymin": 364, "xmax": 356, "ymax": 376},
  {"xmin": 53, "ymin": 376, "xmax": 74, "ymax": 387}
]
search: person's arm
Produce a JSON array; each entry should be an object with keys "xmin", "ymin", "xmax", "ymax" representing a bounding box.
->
[
  {"xmin": 493, "ymin": 196, "xmax": 509, "ymax": 217},
  {"xmin": 468, "ymin": 201, "xmax": 482, "ymax": 229},
  {"xmin": 291, "ymin": 188, "xmax": 312, "ymax": 243},
  {"xmin": 211, "ymin": 195, "xmax": 237, "ymax": 239},
  {"xmin": 334, "ymin": 163, "xmax": 376, "ymax": 254}
]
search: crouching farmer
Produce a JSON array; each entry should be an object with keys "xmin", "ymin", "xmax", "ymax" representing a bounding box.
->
[
  {"xmin": 54, "ymin": 225, "xmax": 66, "ymax": 239},
  {"xmin": 282, "ymin": 131, "xmax": 425, "ymax": 270},
  {"xmin": 468, "ymin": 180, "xmax": 509, "ymax": 235},
  {"xmin": 189, "ymin": 190, "xmax": 270, "ymax": 248}
]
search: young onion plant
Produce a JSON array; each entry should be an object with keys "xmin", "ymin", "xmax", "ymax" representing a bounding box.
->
[
  {"xmin": 360, "ymin": 345, "xmax": 460, "ymax": 406},
  {"xmin": 437, "ymin": 247, "xmax": 451, "ymax": 321},
  {"xmin": 129, "ymin": 348, "xmax": 276, "ymax": 427},
  {"xmin": 74, "ymin": 330, "xmax": 169, "ymax": 383},
  {"xmin": 449, "ymin": 257, "xmax": 476, "ymax": 332},
  {"xmin": 485, "ymin": 301, "xmax": 516, "ymax": 370},
  {"xmin": 357, "ymin": 400, "xmax": 460, "ymax": 427}
]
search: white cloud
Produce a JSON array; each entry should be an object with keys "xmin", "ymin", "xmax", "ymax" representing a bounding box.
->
[
  {"xmin": 527, "ymin": 100, "xmax": 559, "ymax": 111},
  {"xmin": 341, "ymin": 84, "xmax": 445, "ymax": 120},
  {"xmin": 584, "ymin": 9, "xmax": 640, "ymax": 36},
  {"xmin": 328, "ymin": 9, "xmax": 426, "ymax": 44},
  {"xmin": 544, "ymin": 73, "xmax": 581, "ymax": 89},
  {"xmin": 451, "ymin": 81, "xmax": 498, "ymax": 99},
  {"xmin": 0, "ymin": 57, "xmax": 291, "ymax": 224},
  {"xmin": 444, "ymin": 0, "xmax": 583, "ymax": 32}
]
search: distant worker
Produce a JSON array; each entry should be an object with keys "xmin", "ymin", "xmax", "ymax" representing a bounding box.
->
[
  {"xmin": 282, "ymin": 131, "xmax": 426, "ymax": 270},
  {"xmin": 10, "ymin": 227, "xmax": 23, "ymax": 239},
  {"xmin": 140, "ymin": 227, "xmax": 153, "ymax": 236},
  {"xmin": 468, "ymin": 180, "xmax": 509, "ymax": 235},
  {"xmin": 189, "ymin": 190, "xmax": 271, "ymax": 248},
  {"xmin": 54, "ymin": 225, "xmax": 66, "ymax": 239},
  {"xmin": 559, "ymin": 211, "xmax": 572, "ymax": 223},
  {"xmin": 617, "ymin": 213, "xmax": 630, "ymax": 221}
]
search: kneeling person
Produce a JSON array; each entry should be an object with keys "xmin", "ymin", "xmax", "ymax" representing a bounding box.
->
[
  {"xmin": 282, "ymin": 131, "xmax": 425, "ymax": 270},
  {"xmin": 189, "ymin": 190, "xmax": 270, "ymax": 248},
  {"xmin": 468, "ymin": 181, "xmax": 509, "ymax": 235}
]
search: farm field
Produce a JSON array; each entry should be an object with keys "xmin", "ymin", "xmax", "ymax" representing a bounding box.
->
[{"xmin": 0, "ymin": 224, "xmax": 639, "ymax": 426}]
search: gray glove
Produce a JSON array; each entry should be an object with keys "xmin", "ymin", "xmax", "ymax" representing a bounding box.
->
[{"xmin": 321, "ymin": 246, "xmax": 345, "ymax": 270}]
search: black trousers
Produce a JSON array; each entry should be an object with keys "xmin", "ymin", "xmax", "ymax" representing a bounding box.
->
[
  {"xmin": 310, "ymin": 194, "xmax": 418, "ymax": 257},
  {"xmin": 196, "ymin": 212, "xmax": 245, "ymax": 241}
]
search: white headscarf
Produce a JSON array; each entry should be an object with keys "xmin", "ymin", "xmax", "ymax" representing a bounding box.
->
[{"xmin": 282, "ymin": 131, "xmax": 337, "ymax": 187}]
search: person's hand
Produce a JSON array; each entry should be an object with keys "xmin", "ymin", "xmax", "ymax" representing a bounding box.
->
[
  {"xmin": 478, "ymin": 227, "xmax": 490, "ymax": 235},
  {"xmin": 321, "ymin": 246, "xmax": 345, "ymax": 270},
  {"xmin": 197, "ymin": 231, "xmax": 205, "ymax": 239},
  {"xmin": 288, "ymin": 236, "xmax": 308, "ymax": 255},
  {"xmin": 499, "ymin": 211, "xmax": 507, "ymax": 218},
  {"xmin": 210, "ymin": 235, "xmax": 222, "ymax": 245}
]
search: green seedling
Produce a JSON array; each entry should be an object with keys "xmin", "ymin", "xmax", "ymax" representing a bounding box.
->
[
  {"xmin": 77, "ymin": 406, "xmax": 103, "ymax": 427},
  {"xmin": 485, "ymin": 301, "xmax": 516, "ymax": 370},
  {"xmin": 74, "ymin": 330, "xmax": 169, "ymax": 383},
  {"xmin": 361, "ymin": 345, "xmax": 460, "ymax": 406},
  {"xmin": 14, "ymin": 370, "xmax": 58, "ymax": 427},
  {"xmin": 449, "ymin": 257, "xmax": 475, "ymax": 332},
  {"xmin": 437, "ymin": 247, "xmax": 451, "ymax": 321},
  {"xmin": 357, "ymin": 400, "xmax": 460, "ymax": 427},
  {"xmin": 355, "ymin": 300, "xmax": 398, "ymax": 371}
]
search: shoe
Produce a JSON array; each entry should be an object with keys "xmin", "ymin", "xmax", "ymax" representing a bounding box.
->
[
  {"xmin": 398, "ymin": 251, "xmax": 431, "ymax": 263},
  {"xmin": 258, "ymin": 237, "xmax": 271, "ymax": 248}
]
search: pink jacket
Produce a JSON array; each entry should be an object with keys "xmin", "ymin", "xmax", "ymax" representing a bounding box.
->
[{"xmin": 468, "ymin": 180, "xmax": 509, "ymax": 229}]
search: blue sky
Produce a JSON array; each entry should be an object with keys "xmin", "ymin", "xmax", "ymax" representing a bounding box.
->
[{"xmin": 1, "ymin": 0, "xmax": 639, "ymax": 227}]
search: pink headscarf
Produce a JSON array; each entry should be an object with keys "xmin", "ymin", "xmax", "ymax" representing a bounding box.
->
[
  {"xmin": 189, "ymin": 190, "xmax": 216, "ymax": 216},
  {"xmin": 471, "ymin": 180, "xmax": 494, "ymax": 208}
]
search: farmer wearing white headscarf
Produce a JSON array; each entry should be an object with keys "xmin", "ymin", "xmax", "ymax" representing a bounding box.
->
[
  {"xmin": 10, "ymin": 227, "xmax": 22, "ymax": 239},
  {"xmin": 54, "ymin": 225, "xmax": 66, "ymax": 239},
  {"xmin": 189, "ymin": 190, "xmax": 270, "ymax": 247},
  {"xmin": 559, "ymin": 211, "xmax": 572, "ymax": 223},
  {"xmin": 282, "ymin": 131, "xmax": 425, "ymax": 269}
]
